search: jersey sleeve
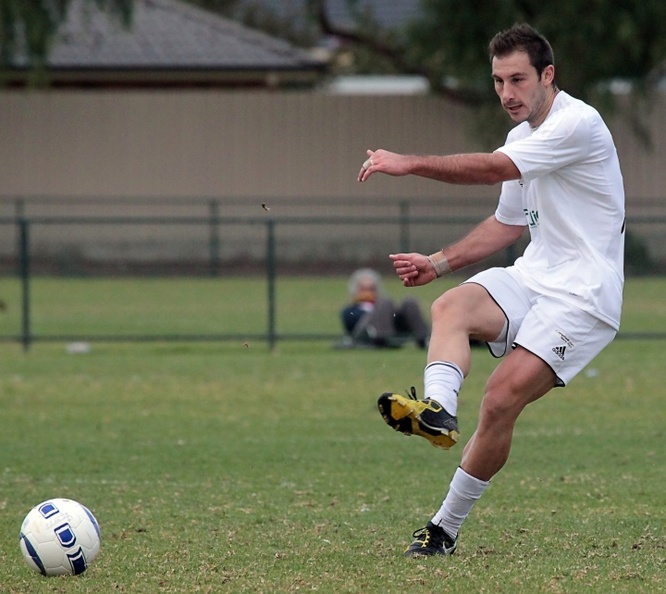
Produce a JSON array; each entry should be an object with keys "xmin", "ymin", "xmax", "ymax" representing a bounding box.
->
[
  {"xmin": 495, "ymin": 178, "xmax": 525, "ymax": 226},
  {"xmin": 495, "ymin": 109, "xmax": 592, "ymax": 182}
]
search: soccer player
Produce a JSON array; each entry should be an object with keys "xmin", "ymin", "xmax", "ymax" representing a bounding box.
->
[{"xmin": 358, "ymin": 23, "xmax": 625, "ymax": 556}]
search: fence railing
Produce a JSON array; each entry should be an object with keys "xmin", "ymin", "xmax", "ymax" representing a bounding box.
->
[{"xmin": 1, "ymin": 214, "xmax": 664, "ymax": 350}]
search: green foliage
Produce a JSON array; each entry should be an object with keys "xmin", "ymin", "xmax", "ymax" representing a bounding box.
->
[
  {"xmin": 316, "ymin": 0, "xmax": 666, "ymax": 144},
  {"xmin": 624, "ymin": 229, "xmax": 656, "ymax": 276},
  {"xmin": 186, "ymin": 0, "xmax": 238, "ymax": 12},
  {"xmin": 410, "ymin": 0, "xmax": 666, "ymax": 102},
  {"xmin": 0, "ymin": 0, "xmax": 132, "ymax": 82}
]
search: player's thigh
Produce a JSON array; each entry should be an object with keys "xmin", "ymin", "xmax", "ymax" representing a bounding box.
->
[
  {"xmin": 460, "ymin": 267, "xmax": 534, "ymax": 354},
  {"xmin": 432, "ymin": 282, "xmax": 507, "ymax": 341},
  {"xmin": 484, "ymin": 345, "xmax": 557, "ymax": 416}
]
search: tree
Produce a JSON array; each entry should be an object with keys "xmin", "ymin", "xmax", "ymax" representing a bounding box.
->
[
  {"xmin": 5, "ymin": 0, "xmax": 665, "ymax": 144},
  {"xmin": 0, "ymin": 0, "xmax": 132, "ymax": 78},
  {"xmin": 315, "ymin": 0, "xmax": 666, "ymax": 145}
]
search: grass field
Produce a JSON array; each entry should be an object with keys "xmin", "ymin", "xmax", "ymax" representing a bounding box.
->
[
  {"xmin": 0, "ymin": 277, "xmax": 664, "ymax": 593},
  {"xmin": 1, "ymin": 275, "xmax": 666, "ymax": 341}
]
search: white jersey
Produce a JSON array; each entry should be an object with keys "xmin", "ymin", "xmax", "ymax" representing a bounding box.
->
[{"xmin": 495, "ymin": 91, "xmax": 625, "ymax": 330}]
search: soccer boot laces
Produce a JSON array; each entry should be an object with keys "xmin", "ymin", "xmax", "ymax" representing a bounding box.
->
[
  {"xmin": 404, "ymin": 521, "xmax": 457, "ymax": 557},
  {"xmin": 377, "ymin": 387, "xmax": 459, "ymax": 449}
]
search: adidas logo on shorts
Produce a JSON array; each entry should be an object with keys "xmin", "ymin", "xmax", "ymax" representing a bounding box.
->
[{"xmin": 552, "ymin": 345, "xmax": 566, "ymax": 360}]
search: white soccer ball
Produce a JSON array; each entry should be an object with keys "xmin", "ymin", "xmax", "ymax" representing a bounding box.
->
[{"xmin": 19, "ymin": 498, "xmax": 101, "ymax": 576}]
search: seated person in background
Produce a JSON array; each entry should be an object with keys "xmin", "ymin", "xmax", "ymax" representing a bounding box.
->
[{"xmin": 340, "ymin": 268, "xmax": 429, "ymax": 348}]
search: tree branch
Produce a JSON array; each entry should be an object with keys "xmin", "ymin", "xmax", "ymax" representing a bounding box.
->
[{"xmin": 313, "ymin": 0, "xmax": 483, "ymax": 105}]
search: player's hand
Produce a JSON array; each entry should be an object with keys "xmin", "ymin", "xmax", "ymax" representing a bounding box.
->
[
  {"xmin": 389, "ymin": 253, "xmax": 437, "ymax": 287},
  {"xmin": 358, "ymin": 149, "xmax": 412, "ymax": 182}
]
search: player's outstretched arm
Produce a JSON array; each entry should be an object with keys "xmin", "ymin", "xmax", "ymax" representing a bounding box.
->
[{"xmin": 358, "ymin": 149, "xmax": 520, "ymax": 185}]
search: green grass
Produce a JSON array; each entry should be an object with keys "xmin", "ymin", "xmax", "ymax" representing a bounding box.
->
[
  {"xmin": 0, "ymin": 277, "xmax": 664, "ymax": 592},
  {"xmin": 1, "ymin": 275, "xmax": 665, "ymax": 340}
]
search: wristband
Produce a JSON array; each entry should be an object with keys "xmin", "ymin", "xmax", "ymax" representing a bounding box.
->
[{"xmin": 427, "ymin": 251, "xmax": 451, "ymax": 277}]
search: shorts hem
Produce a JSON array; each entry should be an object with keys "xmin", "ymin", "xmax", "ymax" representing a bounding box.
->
[
  {"xmin": 462, "ymin": 280, "xmax": 512, "ymax": 358},
  {"xmin": 513, "ymin": 341, "xmax": 566, "ymax": 387}
]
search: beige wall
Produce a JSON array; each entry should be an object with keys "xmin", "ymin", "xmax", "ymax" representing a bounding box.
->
[
  {"xmin": 0, "ymin": 89, "xmax": 663, "ymax": 266},
  {"xmin": 1, "ymin": 89, "xmax": 663, "ymax": 204},
  {"xmin": 0, "ymin": 90, "xmax": 499, "ymax": 203}
]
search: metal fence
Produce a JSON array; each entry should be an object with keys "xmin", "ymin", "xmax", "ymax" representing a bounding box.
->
[{"xmin": 0, "ymin": 208, "xmax": 664, "ymax": 350}]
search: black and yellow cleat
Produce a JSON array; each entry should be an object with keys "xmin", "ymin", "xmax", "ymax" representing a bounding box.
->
[
  {"xmin": 404, "ymin": 522, "xmax": 457, "ymax": 557},
  {"xmin": 377, "ymin": 388, "xmax": 459, "ymax": 449}
]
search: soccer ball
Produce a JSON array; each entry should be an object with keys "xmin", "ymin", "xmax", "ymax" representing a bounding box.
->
[{"xmin": 19, "ymin": 498, "xmax": 101, "ymax": 576}]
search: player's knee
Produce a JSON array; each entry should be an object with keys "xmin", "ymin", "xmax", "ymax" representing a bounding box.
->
[
  {"xmin": 431, "ymin": 289, "xmax": 465, "ymax": 324},
  {"xmin": 480, "ymin": 389, "xmax": 505, "ymax": 421},
  {"xmin": 481, "ymin": 376, "xmax": 525, "ymax": 422}
]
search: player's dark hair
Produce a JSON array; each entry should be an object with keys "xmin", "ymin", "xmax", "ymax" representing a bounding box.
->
[{"xmin": 489, "ymin": 23, "xmax": 555, "ymax": 82}]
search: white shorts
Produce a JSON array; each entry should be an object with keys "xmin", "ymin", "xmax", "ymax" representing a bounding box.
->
[{"xmin": 463, "ymin": 267, "xmax": 617, "ymax": 387}]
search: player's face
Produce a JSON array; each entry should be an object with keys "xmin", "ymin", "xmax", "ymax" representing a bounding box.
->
[{"xmin": 492, "ymin": 50, "xmax": 555, "ymax": 127}]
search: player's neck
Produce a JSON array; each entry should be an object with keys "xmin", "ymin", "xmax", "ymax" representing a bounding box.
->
[{"xmin": 529, "ymin": 88, "xmax": 559, "ymax": 130}]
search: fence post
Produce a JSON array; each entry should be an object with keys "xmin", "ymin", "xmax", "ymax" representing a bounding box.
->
[
  {"xmin": 208, "ymin": 200, "xmax": 220, "ymax": 276},
  {"xmin": 19, "ymin": 218, "xmax": 31, "ymax": 351},
  {"xmin": 14, "ymin": 197, "xmax": 25, "ymax": 276},
  {"xmin": 266, "ymin": 219, "xmax": 276, "ymax": 350}
]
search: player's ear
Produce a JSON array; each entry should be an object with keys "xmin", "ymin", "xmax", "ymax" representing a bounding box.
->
[{"xmin": 542, "ymin": 64, "xmax": 555, "ymax": 87}]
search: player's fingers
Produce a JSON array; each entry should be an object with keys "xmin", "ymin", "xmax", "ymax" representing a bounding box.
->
[
  {"xmin": 358, "ymin": 164, "xmax": 374, "ymax": 182},
  {"xmin": 397, "ymin": 271, "xmax": 416, "ymax": 287},
  {"xmin": 395, "ymin": 267, "xmax": 416, "ymax": 280},
  {"xmin": 358, "ymin": 150, "xmax": 376, "ymax": 182},
  {"xmin": 391, "ymin": 258, "xmax": 417, "ymax": 273},
  {"xmin": 389, "ymin": 253, "xmax": 411, "ymax": 262}
]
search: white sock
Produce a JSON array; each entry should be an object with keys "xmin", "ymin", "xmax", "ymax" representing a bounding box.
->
[
  {"xmin": 431, "ymin": 467, "xmax": 490, "ymax": 539},
  {"xmin": 423, "ymin": 361, "xmax": 464, "ymax": 416}
]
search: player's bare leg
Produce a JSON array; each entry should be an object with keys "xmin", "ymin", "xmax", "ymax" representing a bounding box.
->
[
  {"xmin": 378, "ymin": 284, "xmax": 506, "ymax": 449},
  {"xmin": 404, "ymin": 339, "xmax": 557, "ymax": 557},
  {"xmin": 461, "ymin": 346, "xmax": 557, "ymax": 480},
  {"xmin": 427, "ymin": 283, "xmax": 507, "ymax": 371}
]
